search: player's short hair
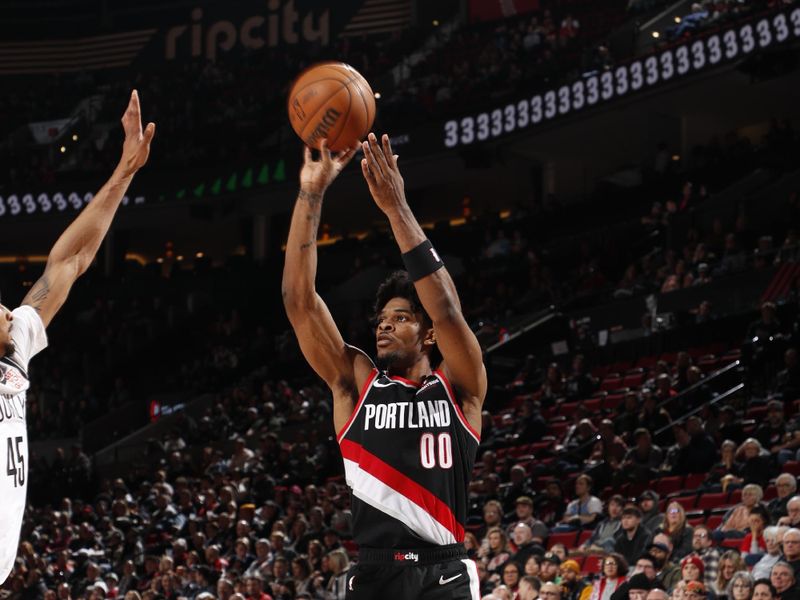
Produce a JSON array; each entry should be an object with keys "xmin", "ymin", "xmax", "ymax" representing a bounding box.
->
[{"xmin": 374, "ymin": 271, "xmax": 432, "ymax": 328}]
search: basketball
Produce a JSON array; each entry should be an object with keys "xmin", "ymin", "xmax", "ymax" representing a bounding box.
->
[{"xmin": 287, "ymin": 62, "xmax": 376, "ymax": 152}]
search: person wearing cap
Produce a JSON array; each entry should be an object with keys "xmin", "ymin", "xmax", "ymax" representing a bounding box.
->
[
  {"xmin": 649, "ymin": 534, "xmax": 681, "ymax": 591},
  {"xmin": 681, "ymin": 555, "xmax": 705, "ymax": 585},
  {"xmin": 685, "ymin": 580, "xmax": 708, "ymax": 600},
  {"xmin": 507, "ymin": 496, "xmax": 550, "ymax": 544},
  {"xmin": 639, "ymin": 491, "xmax": 663, "ymax": 534},
  {"xmin": 628, "ymin": 573, "xmax": 655, "ymax": 600},
  {"xmin": 561, "ymin": 559, "xmax": 588, "ymax": 600},
  {"xmin": 615, "ymin": 507, "xmax": 652, "ymax": 566},
  {"xmin": 541, "ymin": 552, "xmax": 563, "ymax": 584}
]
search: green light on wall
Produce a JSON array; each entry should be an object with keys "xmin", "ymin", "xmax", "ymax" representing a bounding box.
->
[
  {"xmin": 242, "ymin": 168, "xmax": 253, "ymax": 189},
  {"xmin": 274, "ymin": 159, "xmax": 286, "ymax": 182},
  {"xmin": 193, "ymin": 183, "xmax": 205, "ymax": 198},
  {"xmin": 257, "ymin": 164, "xmax": 270, "ymax": 185},
  {"xmin": 210, "ymin": 178, "xmax": 222, "ymax": 196},
  {"xmin": 226, "ymin": 173, "xmax": 238, "ymax": 192}
]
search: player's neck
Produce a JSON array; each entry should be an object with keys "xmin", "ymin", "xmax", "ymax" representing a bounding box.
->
[{"xmin": 386, "ymin": 355, "xmax": 432, "ymax": 384}]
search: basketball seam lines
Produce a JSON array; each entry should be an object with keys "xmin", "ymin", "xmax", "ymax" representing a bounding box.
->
[
  {"xmin": 292, "ymin": 74, "xmax": 365, "ymax": 144},
  {"xmin": 327, "ymin": 84, "xmax": 353, "ymax": 150},
  {"xmin": 350, "ymin": 77, "xmax": 373, "ymax": 140}
]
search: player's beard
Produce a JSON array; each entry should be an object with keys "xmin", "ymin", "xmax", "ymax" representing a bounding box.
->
[
  {"xmin": 376, "ymin": 350, "xmax": 402, "ymax": 371},
  {"xmin": 2, "ymin": 340, "xmax": 14, "ymax": 358}
]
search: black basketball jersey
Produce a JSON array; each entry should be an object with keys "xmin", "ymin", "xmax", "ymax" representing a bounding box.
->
[{"xmin": 337, "ymin": 367, "xmax": 480, "ymax": 549}]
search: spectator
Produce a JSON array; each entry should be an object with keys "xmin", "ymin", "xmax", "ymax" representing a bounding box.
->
[
  {"xmin": 587, "ymin": 553, "xmax": 628, "ymax": 600},
  {"xmin": 640, "ymin": 492, "xmax": 664, "ymax": 534},
  {"xmin": 536, "ymin": 482, "xmax": 567, "ymax": 527},
  {"xmin": 511, "ymin": 523, "xmax": 545, "ymax": 566},
  {"xmin": 714, "ymin": 551, "xmax": 747, "ymax": 598},
  {"xmin": 519, "ymin": 575, "xmax": 542, "ymax": 600},
  {"xmin": 622, "ymin": 430, "xmax": 665, "ymax": 483},
  {"xmin": 682, "ymin": 556, "xmax": 706, "ymax": 586},
  {"xmin": 769, "ymin": 562, "xmax": 799, "ymax": 600},
  {"xmin": 755, "ymin": 528, "xmax": 790, "ymax": 582},
  {"xmin": 658, "ymin": 501, "xmax": 695, "ymax": 560},
  {"xmin": 501, "ymin": 561, "xmax": 523, "ymax": 596},
  {"xmin": 507, "ymin": 496, "xmax": 549, "ymax": 544},
  {"xmin": 582, "ymin": 495, "xmax": 625, "ymax": 553},
  {"xmin": 628, "ymin": 573, "xmax": 655, "ymax": 600},
  {"xmin": 557, "ymin": 475, "xmax": 603, "ymax": 531},
  {"xmin": 614, "ymin": 507, "xmax": 652, "ymax": 565},
  {"xmin": 540, "ymin": 553, "xmax": 562, "ymax": 583},
  {"xmin": 561, "ymin": 559, "xmax": 587, "ymax": 600},
  {"xmin": 542, "ymin": 581, "xmax": 564, "ymax": 600},
  {"xmin": 769, "ymin": 476, "xmax": 797, "ymax": 522},
  {"xmin": 649, "ymin": 533, "xmax": 681, "ymax": 590},
  {"xmin": 685, "ymin": 581, "xmax": 710, "ymax": 600},
  {"xmin": 778, "ymin": 499, "xmax": 800, "ymax": 528},
  {"xmin": 727, "ymin": 572, "xmax": 755, "ymax": 600},
  {"xmin": 741, "ymin": 506, "xmax": 770, "ymax": 563},
  {"xmin": 779, "ymin": 528, "xmax": 800, "ymax": 574},
  {"xmin": 719, "ymin": 484, "xmax": 765, "ymax": 539},
  {"xmin": 481, "ymin": 527, "xmax": 513, "ymax": 578},
  {"xmin": 756, "ymin": 402, "xmax": 788, "ymax": 454},
  {"xmin": 753, "ymin": 579, "xmax": 778, "ymax": 600}
]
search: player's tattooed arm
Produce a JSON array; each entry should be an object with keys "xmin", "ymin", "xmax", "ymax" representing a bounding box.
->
[
  {"xmin": 21, "ymin": 91, "xmax": 155, "ymax": 328},
  {"xmin": 21, "ymin": 274, "xmax": 50, "ymax": 313}
]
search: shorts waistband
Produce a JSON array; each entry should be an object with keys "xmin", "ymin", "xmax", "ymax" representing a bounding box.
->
[{"xmin": 358, "ymin": 543, "xmax": 467, "ymax": 565}]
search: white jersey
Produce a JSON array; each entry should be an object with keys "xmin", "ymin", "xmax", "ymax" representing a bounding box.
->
[{"xmin": 0, "ymin": 306, "xmax": 47, "ymax": 584}]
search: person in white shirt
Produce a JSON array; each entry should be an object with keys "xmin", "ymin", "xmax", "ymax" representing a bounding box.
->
[{"xmin": 0, "ymin": 90, "xmax": 155, "ymax": 585}]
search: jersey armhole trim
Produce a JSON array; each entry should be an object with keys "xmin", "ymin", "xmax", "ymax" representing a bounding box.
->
[
  {"xmin": 336, "ymin": 368, "xmax": 379, "ymax": 444},
  {"xmin": 433, "ymin": 368, "xmax": 481, "ymax": 443}
]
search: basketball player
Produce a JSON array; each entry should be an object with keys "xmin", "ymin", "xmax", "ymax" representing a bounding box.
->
[
  {"xmin": 282, "ymin": 133, "xmax": 486, "ymax": 600},
  {"xmin": 0, "ymin": 91, "xmax": 154, "ymax": 584}
]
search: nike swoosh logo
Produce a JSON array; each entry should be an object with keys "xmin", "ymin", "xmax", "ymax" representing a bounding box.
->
[
  {"xmin": 372, "ymin": 380, "xmax": 395, "ymax": 387},
  {"xmin": 439, "ymin": 574, "xmax": 462, "ymax": 585}
]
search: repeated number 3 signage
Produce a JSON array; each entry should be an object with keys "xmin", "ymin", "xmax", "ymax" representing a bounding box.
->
[{"xmin": 443, "ymin": 7, "xmax": 800, "ymax": 148}]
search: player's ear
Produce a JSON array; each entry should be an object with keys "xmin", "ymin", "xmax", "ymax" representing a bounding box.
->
[{"xmin": 423, "ymin": 327, "xmax": 436, "ymax": 347}]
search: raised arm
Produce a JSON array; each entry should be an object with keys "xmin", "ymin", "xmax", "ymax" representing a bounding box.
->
[
  {"xmin": 360, "ymin": 133, "xmax": 487, "ymax": 428},
  {"xmin": 22, "ymin": 91, "xmax": 155, "ymax": 327},
  {"xmin": 281, "ymin": 142, "xmax": 373, "ymax": 431}
]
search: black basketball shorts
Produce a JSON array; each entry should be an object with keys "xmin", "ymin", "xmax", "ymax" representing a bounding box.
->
[{"xmin": 344, "ymin": 544, "xmax": 480, "ymax": 600}]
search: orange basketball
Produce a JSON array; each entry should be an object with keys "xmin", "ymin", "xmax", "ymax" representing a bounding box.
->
[{"xmin": 287, "ymin": 62, "xmax": 376, "ymax": 152}]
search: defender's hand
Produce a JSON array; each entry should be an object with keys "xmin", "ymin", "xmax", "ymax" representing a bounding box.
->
[
  {"xmin": 118, "ymin": 90, "xmax": 156, "ymax": 178},
  {"xmin": 299, "ymin": 139, "xmax": 358, "ymax": 195},
  {"xmin": 361, "ymin": 132, "xmax": 406, "ymax": 214}
]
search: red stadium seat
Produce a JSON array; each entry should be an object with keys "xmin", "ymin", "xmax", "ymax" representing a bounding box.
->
[
  {"xmin": 746, "ymin": 406, "xmax": 768, "ymax": 420},
  {"xmin": 600, "ymin": 375, "xmax": 622, "ymax": 392},
  {"xmin": 674, "ymin": 495, "xmax": 697, "ymax": 511},
  {"xmin": 696, "ymin": 492, "xmax": 729, "ymax": 511},
  {"xmin": 547, "ymin": 531, "xmax": 578, "ymax": 549},
  {"xmin": 729, "ymin": 488, "xmax": 742, "ymax": 504},
  {"xmin": 720, "ymin": 538, "xmax": 741, "ymax": 549},
  {"xmin": 622, "ymin": 368, "xmax": 645, "ymax": 389},
  {"xmin": 583, "ymin": 398, "xmax": 603, "ymax": 413},
  {"xmin": 764, "ymin": 485, "xmax": 778, "ymax": 501},
  {"xmin": 684, "ymin": 474, "xmax": 705, "ymax": 490},
  {"xmin": 583, "ymin": 555, "xmax": 604, "ymax": 574},
  {"xmin": 784, "ymin": 461, "xmax": 800, "ymax": 476},
  {"xmin": 705, "ymin": 514, "xmax": 724, "ymax": 529},
  {"xmin": 688, "ymin": 516, "xmax": 705, "ymax": 526},
  {"xmin": 654, "ymin": 476, "xmax": 684, "ymax": 497},
  {"xmin": 604, "ymin": 393, "xmax": 626, "ymax": 412},
  {"xmin": 577, "ymin": 530, "xmax": 593, "ymax": 546}
]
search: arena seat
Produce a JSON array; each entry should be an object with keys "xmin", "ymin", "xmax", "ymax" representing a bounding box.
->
[
  {"xmin": 583, "ymin": 555, "xmax": 604, "ymax": 574},
  {"xmin": 547, "ymin": 531, "xmax": 578, "ymax": 549},
  {"xmin": 684, "ymin": 473, "xmax": 705, "ymax": 490},
  {"xmin": 783, "ymin": 461, "xmax": 800, "ymax": 476},
  {"xmin": 696, "ymin": 492, "xmax": 729, "ymax": 511},
  {"xmin": 577, "ymin": 530, "xmax": 593, "ymax": 546},
  {"xmin": 705, "ymin": 514, "xmax": 724, "ymax": 529},
  {"xmin": 673, "ymin": 495, "xmax": 697, "ymax": 511},
  {"xmin": 654, "ymin": 476, "xmax": 684, "ymax": 497}
]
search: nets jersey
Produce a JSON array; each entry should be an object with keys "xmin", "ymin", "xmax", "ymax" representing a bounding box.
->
[
  {"xmin": 337, "ymin": 368, "xmax": 480, "ymax": 549},
  {"xmin": 0, "ymin": 306, "xmax": 47, "ymax": 584}
]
